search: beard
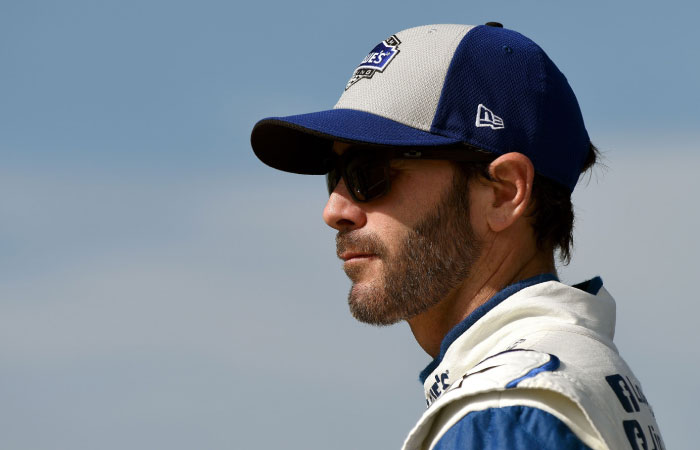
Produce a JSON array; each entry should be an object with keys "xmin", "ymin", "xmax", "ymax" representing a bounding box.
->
[{"xmin": 336, "ymin": 170, "xmax": 481, "ymax": 325}]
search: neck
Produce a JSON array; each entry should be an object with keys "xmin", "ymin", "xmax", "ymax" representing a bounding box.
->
[{"xmin": 407, "ymin": 245, "xmax": 556, "ymax": 358}]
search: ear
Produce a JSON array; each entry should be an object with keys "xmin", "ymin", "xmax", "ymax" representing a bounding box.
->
[{"xmin": 484, "ymin": 153, "xmax": 534, "ymax": 233}]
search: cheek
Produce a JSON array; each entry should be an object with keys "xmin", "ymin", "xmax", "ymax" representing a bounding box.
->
[
  {"xmin": 369, "ymin": 215, "xmax": 411, "ymax": 256},
  {"xmin": 377, "ymin": 169, "xmax": 453, "ymax": 226},
  {"xmin": 360, "ymin": 162, "xmax": 455, "ymax": 249},
  {"xmin": 467, "ymin": 189, "xmax": 491, "ymax": 237}
]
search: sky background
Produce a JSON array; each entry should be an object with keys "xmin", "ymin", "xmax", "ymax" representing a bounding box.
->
[{"xmin": 1, "ymin": 0, "xmax": 698, "ymax": 449}]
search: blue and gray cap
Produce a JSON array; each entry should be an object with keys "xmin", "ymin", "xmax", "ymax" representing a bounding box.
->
[{"xmin": 250, "ymin": 23, "xmax": 590, "ymax": 191}]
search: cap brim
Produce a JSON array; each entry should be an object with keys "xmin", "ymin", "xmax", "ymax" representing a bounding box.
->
[{"xmin": 250, "ymin": 108, "xmax": 461, "ymax": 174}]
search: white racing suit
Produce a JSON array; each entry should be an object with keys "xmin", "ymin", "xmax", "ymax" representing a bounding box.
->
[{"xmin": 402, "ymin": 274, "xmax": 664, "ymax": 450}]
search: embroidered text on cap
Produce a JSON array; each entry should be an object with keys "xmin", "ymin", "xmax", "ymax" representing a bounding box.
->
[{"xmin": 345, "ymin": 35, "xmax": 401, "ymax": 90}]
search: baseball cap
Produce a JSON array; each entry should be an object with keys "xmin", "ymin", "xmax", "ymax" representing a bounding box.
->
[{"xmin": 250, "ymin": 23, "xmax": 590, "ymax": 191}]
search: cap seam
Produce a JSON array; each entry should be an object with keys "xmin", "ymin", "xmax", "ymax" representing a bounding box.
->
[
  {"xmin": 530, "ymin": 43, "xmax": 547, "ymax": 172},
  {"xmin": 424, "ymin": 25, "xmax": 474, "ymax": 133}
]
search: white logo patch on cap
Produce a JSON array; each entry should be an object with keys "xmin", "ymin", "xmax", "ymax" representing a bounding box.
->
[
  {"xmin": 345, "ymin": 35, "xmax": 401, "ymax": 90},
  {"xmin": 476, "ymin": 104, "xmax": 504, "ymax": 130}
]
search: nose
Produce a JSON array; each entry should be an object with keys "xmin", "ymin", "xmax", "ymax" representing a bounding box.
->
[{"xmin": 322, "ymin": 178, "xmax": 367, "ymax": 231}]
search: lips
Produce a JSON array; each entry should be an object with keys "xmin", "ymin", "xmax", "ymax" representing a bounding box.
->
[
  {"xmin": 339, "ymin": 251, "xmax": 377, "ymax": 262},
  {"xmin": 336, "ymin": 231, "xmax": 385, "ymax": 263}
]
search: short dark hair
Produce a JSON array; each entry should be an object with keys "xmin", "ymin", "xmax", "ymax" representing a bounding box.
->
[{"xmin": 455, "ymin": 143, "xmax": 600, "ymax": 264}]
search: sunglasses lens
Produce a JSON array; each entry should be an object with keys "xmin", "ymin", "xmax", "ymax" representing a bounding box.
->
[
  {"xmin": 345, "ymin": 156, "xmax": 390, "ymax": 202},
  {"xmin": 325, "ymin": 150, "xmax": 391, "ymax": 202},
  {"xmin": 326, "ymin": 168, "xmax": 341, "ymax": 196}
]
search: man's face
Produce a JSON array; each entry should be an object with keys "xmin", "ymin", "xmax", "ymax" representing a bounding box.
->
[{"xmin": 323, "ymin": 145, "xmax": 482, "ymax": 325}]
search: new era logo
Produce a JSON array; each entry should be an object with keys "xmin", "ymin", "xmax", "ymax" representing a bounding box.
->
[{"xmin": 475, "ymin": 104, "xmax": 504, "ymax": 130}]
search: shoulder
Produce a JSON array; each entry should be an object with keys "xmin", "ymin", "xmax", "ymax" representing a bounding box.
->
[
  {"xmin": 432, "ymin": 405, "xmax": 591, "ymax": 450},
  {"xmin": 420, "ymin": 384, "xmax": 606, "ymax": 450},
  {"xmin": 411, "ymin": 351, "xmax": 610, "ymax": 450}
]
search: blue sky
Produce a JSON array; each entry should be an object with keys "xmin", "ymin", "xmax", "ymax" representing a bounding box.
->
[
  {"xmin": 1, "ymin": 1, "xmax": 698, "ymax": 449},
  {"xmin": 2, "ymin": 0, "xmax": 699, "ymax": 171}
]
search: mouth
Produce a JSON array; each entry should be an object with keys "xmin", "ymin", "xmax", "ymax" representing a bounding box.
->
[{"xmin": 339, "ymin": 251, "xmax": 377, "ymax": 263}]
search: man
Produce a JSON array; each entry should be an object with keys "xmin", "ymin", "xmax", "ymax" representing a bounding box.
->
[{"xmin": 250, "ymin": 23, "xmax": 664, "ymax": 450}]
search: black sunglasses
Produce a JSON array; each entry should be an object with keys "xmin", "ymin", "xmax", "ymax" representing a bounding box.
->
[{"xmin": 324, "ymin": 145, "xmax": 496, "ymax": 203}]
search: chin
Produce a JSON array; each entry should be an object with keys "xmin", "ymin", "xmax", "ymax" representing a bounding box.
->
[
  {"xmin": 343, "ymin": 257, "xmax": 380, "ymax": 282},
  {"xmin": 347, "ymin": 283, "xmax": 404, "ymax": 326}
]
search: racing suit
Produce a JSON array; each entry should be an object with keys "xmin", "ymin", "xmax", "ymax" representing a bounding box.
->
[{"xmin": 402, "ymin": 274, "xmax": 664, "ymax": 450}]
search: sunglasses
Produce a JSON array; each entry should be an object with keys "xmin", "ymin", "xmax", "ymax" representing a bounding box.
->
[{"xmin": 325, "ymin": 145, "xmax": 496, "ymax": 203}]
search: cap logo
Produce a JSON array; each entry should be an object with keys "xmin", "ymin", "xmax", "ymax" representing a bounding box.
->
[
  {"xmin": 475, "ymin": 104, "xmax": 504, "ymax": 130},
  {"xmin": 345, "ymin": 35, "xmax": 401, "ymax": 90}
]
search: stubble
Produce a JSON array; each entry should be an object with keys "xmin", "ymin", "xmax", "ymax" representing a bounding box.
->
[{"xmin": 336, "ymin": 170, "xmax": 481, "ymax": 325}]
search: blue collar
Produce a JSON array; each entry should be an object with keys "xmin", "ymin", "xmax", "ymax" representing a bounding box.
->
[{"xmin": 418, "ymin": 273, "xmax": 559, "ymax": 384}]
